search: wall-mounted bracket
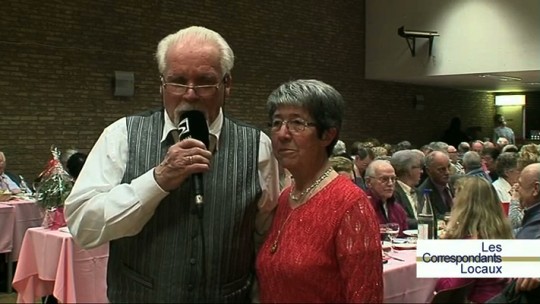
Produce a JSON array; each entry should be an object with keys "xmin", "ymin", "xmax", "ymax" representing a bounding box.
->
[{"xmin": 398, "ymin": 26, "xmax": 439, "ymax": 57}]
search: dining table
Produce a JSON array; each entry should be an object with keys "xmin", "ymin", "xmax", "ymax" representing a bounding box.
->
[
  {"xmin": 1, "ymin": 196, "xmax": 43, "ymax": 293},
  {"xmin": 1, "ymin": 197, "xmax": 44, "ymax": 262},
  {"xmin": 383, "ymin": 248, "xmax": 439, "ymax": 303},
  {"xmin": 0, "ymin": 203, "xmax": 15, "ymax": 254},
  {"xmin": 12, "ymin": 227, "xmax": 109, "ymax": 303},
  {"xmin": 0, "ymin": 203, "xmax": 16, "ymax": 292}
]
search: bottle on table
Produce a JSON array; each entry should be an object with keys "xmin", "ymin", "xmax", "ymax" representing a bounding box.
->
[
  {"xmin": 19, "ymin": 175, "xmax": 33, "ymax": 194},
  {"xmin": 418, "ymin": 188, "xmax": 436, "ymax": 240}
]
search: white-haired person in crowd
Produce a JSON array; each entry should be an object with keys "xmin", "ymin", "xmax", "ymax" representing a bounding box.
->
[
  {"xmin": 0, "ymin": 151, "xmax": 22, "ymax": 194},
  {"xmin": 463, "ymin": 151, "xmax": 492, "ymax": 182},
  {"xmin": 390, "ymin": 150, "xmax": 424, "ymax": 229},
  {"xmin": 447, "ymin": 145, "xmax": 464, "ymax": 175},
  {"xmin": 492, "ymin": 152, "xmax": 522, "ymax": 229},
  {"xmin": 64, "ymin": 26, "xmax": 279, "ymax": 302},
  {"xmin": 502, "ymin": 144, "xmax": 519, "ymax": 153},
  {"xmin": 365, "ymin": 159, "xmax": 408, "ymax": 235},
  {"xmin": 471, "ymin": 140, "xmax": 484, "ymax": 154}
]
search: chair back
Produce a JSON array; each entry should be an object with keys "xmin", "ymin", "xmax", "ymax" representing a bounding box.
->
[{"xmin": 431, "ymin": 280, "xmax": 475, "ymax": 303}]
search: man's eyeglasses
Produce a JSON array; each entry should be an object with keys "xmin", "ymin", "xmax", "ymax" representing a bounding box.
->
[
  {"xmin": 370, "ymin": 175, "xmax": 397, "ymax": 184},
  {"xmin": 269, "ymin": 119, "xmax": 317, "ymax": 133},
  {"xmin": 161, "ymin": 76, "xmax": 225, "ymax": 97}
]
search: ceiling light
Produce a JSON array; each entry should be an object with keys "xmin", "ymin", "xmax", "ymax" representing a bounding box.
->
[{"xmin": 495, "ymin": 95, "xmax": 526, "ymax": 106}]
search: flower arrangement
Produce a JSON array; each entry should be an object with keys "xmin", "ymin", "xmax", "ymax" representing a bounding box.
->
[{"xmin": 35, "ymin": 146, "xmax": 73, "ymax": 229}]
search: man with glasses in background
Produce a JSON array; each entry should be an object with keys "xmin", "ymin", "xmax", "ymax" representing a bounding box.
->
[
  {"xmin": 365, "ymin": 159, "xmax": 408, "ymax": 235},
  {"xmin": 65, "ymin": 26, "xmax": 279, "ymax": 302}
]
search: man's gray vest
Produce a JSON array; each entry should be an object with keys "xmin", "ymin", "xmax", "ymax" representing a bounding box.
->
[{"xmin": 107, "ymin": 109, "xmax": 262, "ymax": 303}]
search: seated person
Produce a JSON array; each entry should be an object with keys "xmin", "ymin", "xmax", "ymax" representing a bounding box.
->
[
  {"xmin": 437, "ymin": 176, "xmax": 512, "ymax": 303},
  {"xmin": 463, "ymin": 151, "xmax": 492, "ymax": 182},
  {"xmin": 418, "ymin": 151, "xmax": 453, "ymax": 220},
  {"xmin": 329, "ymin": 155, "xmax": 354, "ymax": 181},
  {"xmin": 515, "ymin": 163, "xmax": 540, "ymax": 240},
  {"xmin": 66, "ymin": 152, "xmax": 88, "ymax": 180},
  {"xmin": 0, "ymin": 151, "xmax": 22, "ymax": 194},
  {"xmin": 390, "ymin": 149, "xmax": 424, "ymax": 229},
  {"xmin": 365, "ymin": 160, "xmax": 408, "ymax": 236}
]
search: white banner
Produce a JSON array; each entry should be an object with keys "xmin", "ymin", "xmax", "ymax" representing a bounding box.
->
[{"xmin": 416, "ymin": 240, "xmax": 540, "ymax": 278}]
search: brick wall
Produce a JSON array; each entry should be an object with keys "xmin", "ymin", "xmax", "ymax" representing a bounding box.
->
[{"xmin": 0, "ymin": 0, "xmax": 494, "ymax": 179}]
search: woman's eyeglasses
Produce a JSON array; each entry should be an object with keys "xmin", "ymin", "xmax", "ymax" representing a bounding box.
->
[{"xmin": 269, "ymin": 119, "xmax": 317, "ymax": 133}]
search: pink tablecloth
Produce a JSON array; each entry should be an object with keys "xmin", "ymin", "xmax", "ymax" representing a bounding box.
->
[
  {"xmin": 12, "ymin": 227, "xmax": 109, "ymax": 303},
  {"xmin": 0, "ymin": 203, "xmax": 15, "ymax": 254},
  {"xmin": 383, "ymin": 249, "xmax": 438, "ymax": 303},
  {"xmin": 2, "ymin": 199, "xmax": 43, "ymax": 261}
]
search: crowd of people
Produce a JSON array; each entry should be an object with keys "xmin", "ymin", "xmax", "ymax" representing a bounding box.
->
[
  {"xmin": 327, "ymin": 136, "xmax": 540, "ymax": 302},
  {"xmin": 3, "ymin": 25, "xmax": 539, "ymax": 303}
]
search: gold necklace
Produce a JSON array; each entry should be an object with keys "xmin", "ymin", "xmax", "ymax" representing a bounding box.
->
[
  {"xmin": 270, "ymin": 167, "xmax": 333, "ymax": 254},
  {"xmin": 269, "ymin": 210, "xmax": 295, "ymax": 254},
  {"xmin": 289, "ymin": 167, "xmax": 333, "ymax": 202}
]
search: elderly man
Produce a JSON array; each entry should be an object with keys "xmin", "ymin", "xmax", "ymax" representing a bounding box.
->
[
  {"xmin": 418, "ymin": 151, "xmax": 453, "ymax": 220},
  {"xmin": 0, "ymin": 151, "xmax": 22, "ymax": 194},
  {"xmin": 471, "ymin": 140, "xmax": 484, "ymax": 154},
  {"xmin": 65, "ymin": 26, "xmax": 279, "ymax": 302},
  {"xmin": 447, "ymin": 145, "xmax": 464, "ymax": 175},
  {"xmin": 515, "ymin": 163, "xmax": 540, "ymax": 239},
  {"xmin": 390, "ymin": 150, "xmax": 424, "ymax": 229},
  {"xmin": 365, "ymin": 160, "xmax": 408, "ymax": 235},
  {"xmin": 512, "ymin": 163, "xmax": 540, "ymax": 294},
  {"xmin": 458, "ymin": 141, "xmax": 470, "ymax": 155},
  {"xmin": 463, "ymin": 151, "xmax": 492, "ymax": 182}
]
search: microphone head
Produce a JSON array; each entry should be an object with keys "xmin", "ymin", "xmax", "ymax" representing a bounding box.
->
[{"xmin": 178, "ymin": 110, "xmax": 210, "ymax": 149}]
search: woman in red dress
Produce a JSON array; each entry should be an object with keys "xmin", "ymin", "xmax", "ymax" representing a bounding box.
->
[{"xmin": 256, "ymin": 79, "xmax": 383, "ymax": 303}]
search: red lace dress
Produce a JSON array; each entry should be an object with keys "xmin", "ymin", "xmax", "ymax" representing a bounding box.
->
[{"xmin": 256, "ymin": 175, "xmax": 383, "ymax": 303}]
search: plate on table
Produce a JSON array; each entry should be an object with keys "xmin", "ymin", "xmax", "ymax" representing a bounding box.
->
[
  {"xmin": 394, "ymin": 242, "xmax": 416, "ymax": 250},
  {"xmin": 381, "ymin": 241, "xmax": 392, "ymax": 252},
  {"xmin": 403, "ymin": 229, "xmax": 418, "ymax": 237}
]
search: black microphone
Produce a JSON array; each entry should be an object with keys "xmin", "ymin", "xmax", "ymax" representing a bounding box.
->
[{"xmin": 177, "ymin": 110, "xmax": 209, "ymax": 216}]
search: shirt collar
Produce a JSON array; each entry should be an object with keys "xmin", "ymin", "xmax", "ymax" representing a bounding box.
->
[
  {"xmin": 524, "ymin": 201, "xmax": 540, "ymax": 213},
  {"xmin": 160, "ymin": 108, "xmax": 223, "ymax": 152},
  {"xmin": 430, "ymin": 178, "xmax": 449, "ymax": 191},
  {"xmin": 397, "ymin": 180, "xmax": 413, "ymax": 194}
]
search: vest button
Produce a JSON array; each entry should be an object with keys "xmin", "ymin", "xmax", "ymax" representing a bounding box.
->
[
  {"xmin": 190, "ymin": 258, "xmax": 196, "ymax": 265},
  {"xmin": 188, "ymin": 284, "xmax": 194, "ymax": 291}
]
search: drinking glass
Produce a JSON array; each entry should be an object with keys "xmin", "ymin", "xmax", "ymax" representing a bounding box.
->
[
  {"xmin": 386, "ymin": 222, "xmax": 400, "ymax": 252},
  {"xmin": 379, "ymin": 223, "xmax": 389, "ymax": 245}
]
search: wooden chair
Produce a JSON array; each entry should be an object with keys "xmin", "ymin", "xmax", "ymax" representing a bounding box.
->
[{"xmin": 431, "ymin": 281, "xmax": 475, "ymax": 303}]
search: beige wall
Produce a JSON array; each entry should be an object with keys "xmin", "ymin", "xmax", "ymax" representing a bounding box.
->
[{"xmin": 366, "ymin": 0, "xmax": 540, "ymax": 79}]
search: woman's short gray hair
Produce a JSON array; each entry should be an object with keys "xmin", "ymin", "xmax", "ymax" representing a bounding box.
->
[
  {"xmin": 267, "ymin": 79, "xmax": 345, "ymax": 156},
  {"xmin": 496, "ymin": 152, "xmax": 518, "ymax": 177}
]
